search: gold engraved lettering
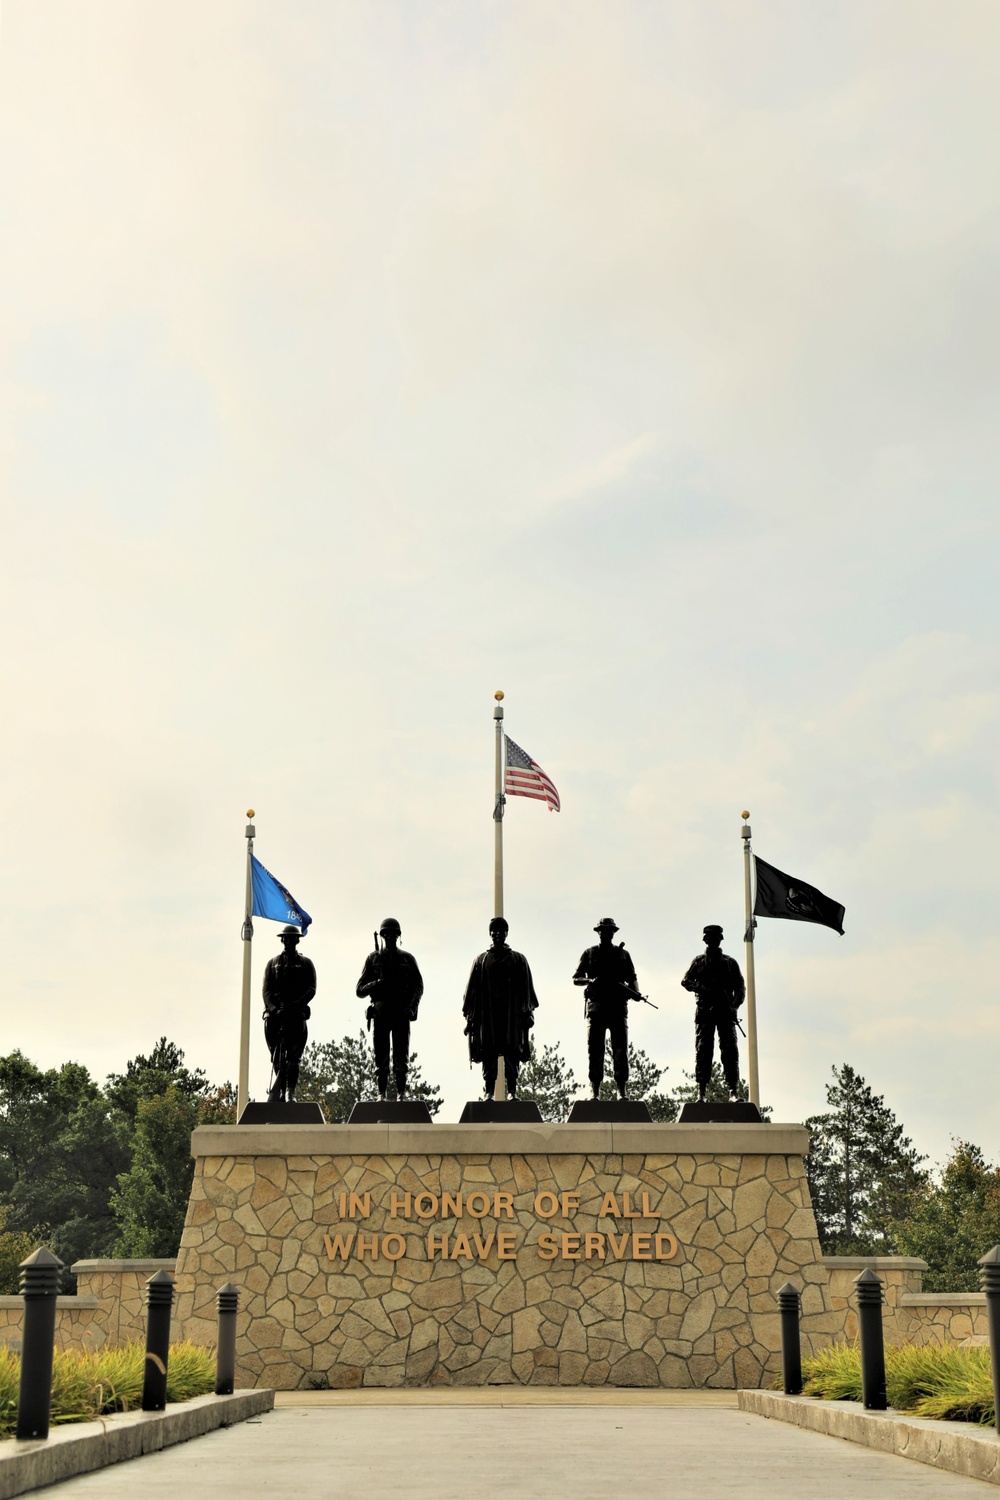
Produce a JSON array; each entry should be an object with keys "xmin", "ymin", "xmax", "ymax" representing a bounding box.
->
[
  {"xmin": 537, "ymin": 1233, "xmax": 559, "ymax": 1260},
  {"xmin": 473, "ymin": 1232, "xmax": 495, "ymax": 1260},
  {"xmin": 324, "ymin": 1231, "xmax": 356, "ymax": 1260},
  {"xmin": 349, "ymin": 1192, "xmax": 371, "ymax": 1219},
  {"xmin": 356, "ymin": 1232, "xmax": 379, "ymax": 1261},
  {"xmin": 534, "ymin": 1191, "xmax": 560, "ymax": 1219},
  {"xmin": 338, "ymin": 1192, "xmax": 347, "ymax": 1217},
  {"xmin": 632, "ymin": 1232, "xmax": 652, "ymax": 1260},
  {"xmin": 560, "ymin": 1232, "xmax": 582, "ymax": 1260},
  {"xmin": 414, "ymin": 1192, "xmax": 439, "ymax": 1217},
  {"xmin": 655, "ymin": 1232, "xmax": 678, "ymax": 1260},
  {"xmin": 450, "ymin": 1233, "xmax": 474, "ymax": 1261},
  {"xmin": 598, "ymin": 1192, "xmax": 621, "ymax": 1217},
  {"xmin": 466, "ymin": 1191, "xmax": 491, "ymax": 1218},
  {"xmin": 389, "ymin": 1192, "xmax": 411, "ymax": 1219},
  {"xmin": 497, "ymin": 1232, "xmax": 517, "ymax": 1260},
  {"xmin": 584, "ymin": 1232, "xmax": 606, "ymax": 1260},
  {"xmin": 642, "ymin": 1192, "xmax": 655, "ymax": 1217},
  {"xmin": 561, "ymin": 1192, "xmax": 580, "ymax": 1218},
  {"xmin": 607, "ymin": 1232, "xmax": 630, "ymax": 1260},
  {"xmin": 381, "ymin": 1233, "xmax": 406, "ymax": 1261},
  {"xmin": 440, "ymin": 1192, "xmax": 462, "ymax": 1218},
  {"xmin": 493, "ymin": 1191, "xmax": 514, "ymax": 1218},
  {"xmin": 426, "ymin": 1231, "xmax": 449, "ymax": 1260}
]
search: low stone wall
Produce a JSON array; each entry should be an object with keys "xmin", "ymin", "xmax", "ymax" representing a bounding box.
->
[
  {"xmin": 898, "ymin": 1293, "xmax": 990, "ymax": 1345},
  {"xmin": 0, "ymin": 1297, "xmax": 103, "ymax": 1352},
  {"xmin": 822, "ymin": 1255, "xmax": 926, "ymax": 1342},
  {"xmin": 0, "ymin": 1261, "xmax": 175, "ymax": 1353}
]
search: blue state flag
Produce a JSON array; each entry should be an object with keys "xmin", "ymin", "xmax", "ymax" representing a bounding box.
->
[{"xmin": 250, "ymin": 855, "xmax": 312, "ymax": 934}]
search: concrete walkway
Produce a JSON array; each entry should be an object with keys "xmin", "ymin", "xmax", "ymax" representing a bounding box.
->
[{"xmin": 37, "ymin": 1398, "xmax": 998, "ymax": 1498}]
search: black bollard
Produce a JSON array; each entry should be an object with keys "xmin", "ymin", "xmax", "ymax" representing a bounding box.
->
[
  {"xmin": 16, "ymin": 1247, "xmax": 63, "ymax": 1441},
  {"xmin": 141, "ymin": 1269, "xmax": 176, "ymax": 1412},
  {"xmin": 215, "ymin": 1283, "xmax": 239, "ymax": 1396},
  {"xmin": 777, "ymin": 1281, "xmax": 803, "ymax": 1395},
  {"xmin": 979, "ymin": 1245, "xmax": 1000, "ymax": 1430},
  {"xmin": 854, "ymin": 1267, "xmax": 887, "ymax": 1410}
]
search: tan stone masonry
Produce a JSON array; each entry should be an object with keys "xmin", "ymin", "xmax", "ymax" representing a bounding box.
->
[{"xmin": 168, "ymin": 1122, "xmax": 851, "ymax": 1389}]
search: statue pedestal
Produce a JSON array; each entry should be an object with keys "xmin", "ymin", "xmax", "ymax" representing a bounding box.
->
[
  {"xmin": 677, "ymin": 1102, "xmax": 762, "ymax": 1123},
  {"xmin": 348, "ymin": 1101, "xmax": 434, "ymax": 1124},
  {"xmin": 237, "ymin": 1101, "xmax": 325, "ymax": 1125},
  {"xmin": 567, "ymin": 1100, "xmax": 652, "ymax": 1123},
  {"xmin": 457, "ymin": 1100, "xmax": 543, "ymax": 1123}
]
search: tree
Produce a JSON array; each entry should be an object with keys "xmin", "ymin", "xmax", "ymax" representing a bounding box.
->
[
  {"xmin": 895, "ymin": 1141, "xmax": 1000, "ymax": 1292},
  {"xmin": 0, "ymin": 1053, "xmax": 126, "ymax": 1282},
  {"xmin": 110, "ymin": 1085, "xmax": 202, "ymax": 1257},
  {"xmin": 105, "ymin": 1038, "xmax": 210, "ymax": 1122},
  {"xmin": 0, "ymin": 1207, "xmax": 44, "ymax": 1295},
  {"xmin": 805, "ymin": 1064, "xmax": 926, "ymax": 1254},
  {"xmin": 296, "ymin": 1033, "xmax": 443, "ymax": 1121},
  {"xmin": 518, "ymin": 1043, "xmax": 579, "ymax": 1122}
]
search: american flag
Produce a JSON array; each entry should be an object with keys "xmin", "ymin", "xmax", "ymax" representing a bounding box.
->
[{"xmin": 504, "ymin": 736, "xmax": 561, "ymax": 812}]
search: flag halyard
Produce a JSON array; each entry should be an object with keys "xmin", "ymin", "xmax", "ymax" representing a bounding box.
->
[{"xmin": 504, "ymin": 735, "xmax": 561, "ymax": 812}]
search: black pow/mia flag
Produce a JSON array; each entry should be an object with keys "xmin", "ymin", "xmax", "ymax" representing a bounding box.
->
[{"xmin": 753, "ymin": 857, "xmax": 845, "ymax": 935}]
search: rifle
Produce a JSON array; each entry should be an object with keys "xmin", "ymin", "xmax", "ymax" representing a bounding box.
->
[
  {"xmin": 620, "ymin": 982, "xmax": 658, "ymax": 1010},
  {"xmin": 366, "ymin": 931, "xmax": 380, "ymax": 1032}
]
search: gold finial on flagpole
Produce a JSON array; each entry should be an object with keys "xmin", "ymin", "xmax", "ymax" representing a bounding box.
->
[
  {"xmin": 741, "ymin": 809, "xmax": 749, "ymax": 820},
  {"xmin": 494, "ymin": 690, "xmax": 504, "ymax": 701},
  {"xmin": 247, "ymin": 808, "xmax": 255, "ymax": 818}
]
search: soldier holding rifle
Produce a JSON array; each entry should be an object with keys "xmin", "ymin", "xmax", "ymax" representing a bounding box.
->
[
  {"xmin": 681, "ymin": 924, "xmax": 745, "ymax": 1103},
  {"xmin": 356, "ymin": 918, "xmax": 423, "ymax": 1101},
  {"xmin": 573, "ymin": 918, "xmax": 653, "ymax": 1100}
]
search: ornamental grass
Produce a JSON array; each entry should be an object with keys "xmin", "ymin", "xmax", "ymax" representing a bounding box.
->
[
  {"xmin": 0, "ymin": 1341, "xmax": 215, "ymax": 1437},
  {"xmin": 797, "ymin": 1341, "xmax": 996, "ymax": 1425}
]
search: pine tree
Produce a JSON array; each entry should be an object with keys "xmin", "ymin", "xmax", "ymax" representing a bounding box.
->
[
  {"xmin": 596, "ymin": 1042, "xmax": 677, "ymax": 1120},
  {"xmin": 805, "ymin": 1063, "xmax": 926, "ymax": 1254},
  {"xmin": 517, "ymin": 1042, "xmax": 579, "ymax": 1122}
]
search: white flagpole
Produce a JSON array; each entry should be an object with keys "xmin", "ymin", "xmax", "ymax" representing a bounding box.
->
[
  {"xmin": 740, "ymin": 810, "xmax": 760, "ymax": 1106},
  {"xmin": 492, "ymin": 692, "xmax": 506, "ymax": 1101},
  {"xmin": 237, "ymin": 810, "xmax": 255, "ymax": 1120}
]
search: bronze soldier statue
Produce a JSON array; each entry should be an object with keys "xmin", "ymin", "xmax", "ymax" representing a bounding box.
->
[
  {"xmin": 463, "ymin": 917, "xmax": 538, "ymax": 1099},
  {"xmin": 356, "ymin": 918, "xmax": 423, "ymax": 1100},
  {"xmin": 681, "ymin": 924, "xmax": 745, "ymax": 1102},
  {"xmin": 262, "ymin": 925, "xmax": 316, "ymax": 1103},
  {"xmin": 573, "ymin": 918, "xmax": 640, "ymax": 1099}
]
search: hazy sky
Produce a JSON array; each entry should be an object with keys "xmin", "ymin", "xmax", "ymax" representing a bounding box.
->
[{"xmin": 1, "ymin": 2, "xmax": 998, "ymax": 1164}]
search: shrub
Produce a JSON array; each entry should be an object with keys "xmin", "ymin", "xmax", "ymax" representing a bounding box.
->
[
  {"xmin": 796, "ymin": 1341, "xmax": 995, "ymax": 1425},
  {"xmin": 0, "ymin": 1341, "xmax": 215, "ymax": 1436}
]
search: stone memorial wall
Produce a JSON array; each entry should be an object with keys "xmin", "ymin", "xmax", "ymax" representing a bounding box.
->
[{"xmin": 170, "ymin": 1120, "xmax": 848, "ymax": 1389}]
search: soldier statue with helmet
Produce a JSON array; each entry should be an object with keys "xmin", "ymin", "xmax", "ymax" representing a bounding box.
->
[
  {"xmin": 572, "ymin": 917, "xmax": 645, "ymax": 1099},
  {"xmin": 356, "ymin": 918, "xmax": 424, "ymax": 1100},
  {"xmin": 681, "ymin": 924, "xmax": 745, "ymax": 1102},
  {"xmin": 262, "ymin": 924, "xmax": 317, "ymax": 1103}
]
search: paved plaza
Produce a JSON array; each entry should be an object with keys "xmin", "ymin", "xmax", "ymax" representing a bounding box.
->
[{"xmin": 36, "ymin": 1393, "xmax": 1000, "ymax": 1499}]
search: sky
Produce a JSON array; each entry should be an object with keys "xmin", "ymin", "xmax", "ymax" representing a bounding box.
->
[{"xmin": 1, "ymin": 1, "xmax": 998, "ymax": 1166}]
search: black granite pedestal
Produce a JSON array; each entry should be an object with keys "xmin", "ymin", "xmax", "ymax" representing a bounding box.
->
[
  {"xmin": 567, "ymin": 1099, "xmax": 653, "ymax": 1123},
  {"xmin": 348, "ymin": 1101, "xmax": 434, "ymax": 1124},
  {"xmin": 237, "ymin": 1101, "xmax": 325, "ymax": 1125},
  {"xmin": 458, "ymin": 1100, "xmax": 543, "ymax": 1123},
  {"xmin": 678, "ymin": 1101, "xmax": 762, "ymax": 1123}
]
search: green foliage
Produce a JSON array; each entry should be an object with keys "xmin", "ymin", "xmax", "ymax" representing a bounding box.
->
[
  {"xmin": 109, "ymin": 1085, "xmax": 202, "ymax": 1257},
  {"xmin": 0, "ymin": 1207, "xmax": 44, "ymax": 1295},
  {"xmin": 0, "ymin": 1342, "xmax": 215, "ymax": 1436},
  {"xmin": 805, "ymin": 1064, "xmax": 927, "ymax": 1254},
  {"xmin": 894, "ymin": 1141, "xmax": 1000, "ymax": 1292},
  {"xmin": 799, "ymin": 1341, "xmax": 995, "ymax": 1424},
  {"xmin": 518, "ymin": 1043, "xmax": 579, "ymax": 1122},
  {"xmin": 297, "ymin": 1032, "xmax": 443, "ymax": 1121}
]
